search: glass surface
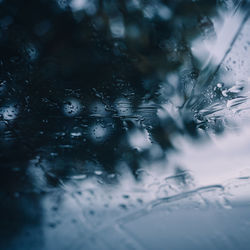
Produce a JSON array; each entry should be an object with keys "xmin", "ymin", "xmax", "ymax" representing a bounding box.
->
[{"xmin": 1, "ymin": 0, "xmax": 250, "ymax": 249}]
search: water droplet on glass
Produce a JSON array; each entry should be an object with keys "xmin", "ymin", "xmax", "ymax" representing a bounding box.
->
[{"xmin": 63, "ymin": 98, "xmax": 82, "ymax": 117}]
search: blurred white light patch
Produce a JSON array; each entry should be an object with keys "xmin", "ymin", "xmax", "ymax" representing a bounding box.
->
[
  {"xmin": 70, "ymin": 0, "xmax": 97, "ymax": 15},
  {"xmin": 89, "ymin": 123, "xmax": 110, "ymax": 143},
  {"xmin": 191, "ymin": 8, "xmax": 246, "ymax": 70},
  {"xmin": 126, "ymin": 0, "xmax": 141, "ymax": 11},
  {"xmin": 70, "ymin": 0, "xmax": 87, "ymax": 11},
  {"xmin": 63, "ymin": 98, "xmax": 82, "ymax": 117},
  {"xmin": 168, "ymin": 124, "xmax": 250, "ymax": 191},
  {"xmin": 0, "ymin": 104, "xmax": 19, "ymax": 120},
  {"xmin": 128, "ymin": 129, "xmax": 151, "ymax": 151},
  {"xmin": 70, "ymin": 131, "xmax": 82, "ymax": 138},
  {"xmin": 156, "ymin": 4, "xmax": 172, "ymax": 20},
  {"xmin": 110, "ymin": 17, "xmax": 125, "ymax": 38}
]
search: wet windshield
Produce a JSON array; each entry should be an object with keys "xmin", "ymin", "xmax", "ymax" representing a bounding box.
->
[{"xmin": 1, "ymin": 0, "xmax": 250, "ymax": 249}]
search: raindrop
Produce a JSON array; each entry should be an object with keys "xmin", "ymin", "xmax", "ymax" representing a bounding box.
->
[
  {"xmin": 0, "ymin": 105, "xmax": 19, "ymax": 120},
  {"xmin": 70, "ymin": 132, "xmax": 82, "ymax": 138},
  {"xmin": 63, "ymin": 98, "xmax": 82, "ymax": 117},
  {"xmin": 89, "ymin": 123, "xmax": 109, "ymax": 143}
]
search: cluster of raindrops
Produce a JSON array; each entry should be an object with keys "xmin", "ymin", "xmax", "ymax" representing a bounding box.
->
[{"xmin": 62, "ymin": 98, "xmax": 82, "ymax": 117}]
